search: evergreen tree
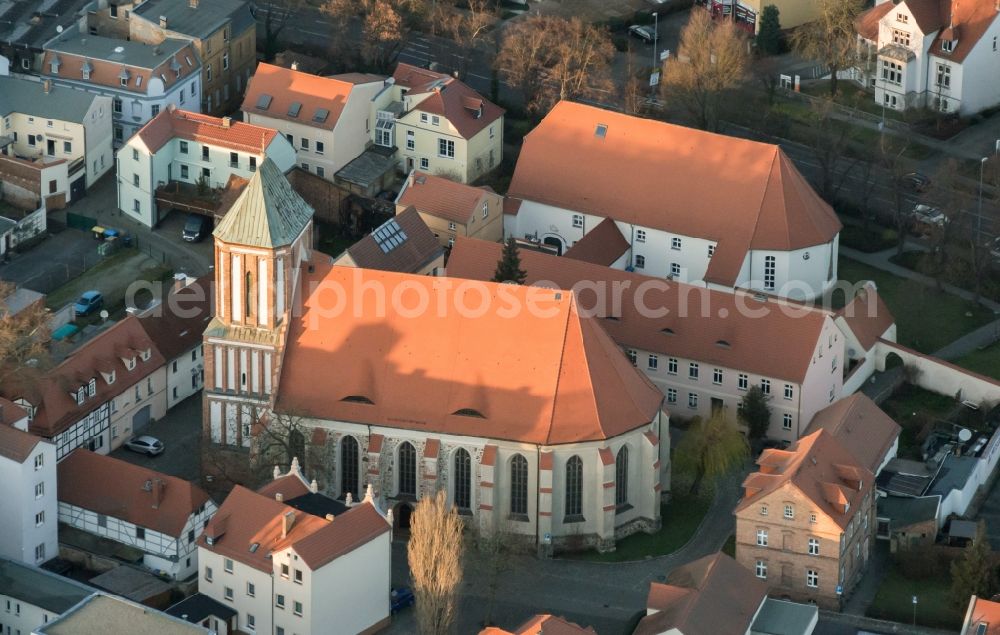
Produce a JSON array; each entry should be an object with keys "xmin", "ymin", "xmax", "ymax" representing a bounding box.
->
[
  {"xmin": 739, "ymin": 385, "xmax": 773, "ymax": 440},
  {"xmin": 951, "ymin": 522, "xmax": 997, "ymax": 608},
  {"xmin": 756, "ymin": 5, "xmax": 782, "ymax": 56},
  {"xmin": 492, "ymin": 237, "xmax": 527, "ymax": 284}
]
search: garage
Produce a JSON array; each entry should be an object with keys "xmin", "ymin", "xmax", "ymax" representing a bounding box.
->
[{"xmin": 132, "ymin": 405, "xmax": 151, "ymax": 431}]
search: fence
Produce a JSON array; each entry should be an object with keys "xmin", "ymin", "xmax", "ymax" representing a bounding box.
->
[{"xmin": 780, "ymin": 86, "xmax": 913, "ymax": 133}]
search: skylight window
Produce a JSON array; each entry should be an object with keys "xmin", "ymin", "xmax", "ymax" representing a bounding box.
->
[
  {"xmin": 372, "ymin": 219, "xmax": 407, "ymax": 254},
  {"xmin": 595, "ymin": 124, "xmax": 608, "ymax": 138},
  {"xmin": 313, "ymin": 108, "xmax": 329, "ymax": 123},
  {"xmin": 287, "ymin": 101, "xmax": 302, "ymax": 117},
  {"xmin": 256, "ymin": 94, "xmax": 272, "ymax": 110}
]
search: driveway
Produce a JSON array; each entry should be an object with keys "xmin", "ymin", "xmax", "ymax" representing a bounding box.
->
[
  {"xmin": 0, "ymin": 228, "xmax": 97, "ymax": 294},
  {"xmin": 110, "ymin": 393, "xmax": 203, "ymax": 483}
]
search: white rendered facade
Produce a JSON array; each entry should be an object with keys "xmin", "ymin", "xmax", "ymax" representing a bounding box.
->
[{"xmin": 0, "ymin": 437, "xmax": 57, "ymax": 566}]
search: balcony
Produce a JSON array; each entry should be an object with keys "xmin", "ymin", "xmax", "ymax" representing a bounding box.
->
[{"xmin": 154, "ymin": 180, "xmax": 221, "ymax": 215}]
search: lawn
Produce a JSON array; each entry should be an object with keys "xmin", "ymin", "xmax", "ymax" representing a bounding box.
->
[
  {"xmin": 867, "ymin": 566, "xmax": 963, "ymax": 630},
  {"xmin": 836, "ymin": 256, "xmax": 994, "ymax": 353},
  {"xmin": 838, "ymin": 224, "xmax": 898, "ymax": 253},
  {"xmin": 564, "ymin": 493, "xmax": 712, "ymax": 563},
  {"xmin": 879, "ymin": 383, "xmax": 957, "ymax": 459},
  {"xmin": 955, "ymin": 342, "xmax": 1000, "ymax": 380}
]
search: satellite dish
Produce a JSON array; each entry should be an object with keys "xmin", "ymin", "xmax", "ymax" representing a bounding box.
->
[
  {"xmin": 99, "ymin": 309, "xmax": 109, "ymax": 320},
  {"xmin": 959, "ymin": 428, "xmax": 973, "ymax": 442},
  {"xmin": 56, "ymin": 25, "xmax": 63, "ymax": 33}
]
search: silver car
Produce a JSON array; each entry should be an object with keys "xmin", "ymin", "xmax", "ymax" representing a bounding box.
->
[{"xmin": 124, "ymin": 435, "xmax": 164, "ymax": 456}]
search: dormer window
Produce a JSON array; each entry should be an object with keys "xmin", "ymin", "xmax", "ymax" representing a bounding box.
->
[
  {"xmin": 88, "ymin": 378, "xmax": 96, "ymax": 397},
  {"xmin": 141, "ymin": 348, "xmax": 151, "ymax": 362},
  {"xmin": 941, "ymin": 39, "xmax": 955, "ymax": 52},
  {"xmin": 76, "ymin": 387, "xmax": 85, "ymax": 404},
  {"xmin": 49, "ymin": 56, "xmax": 60, "ymax": 74}
]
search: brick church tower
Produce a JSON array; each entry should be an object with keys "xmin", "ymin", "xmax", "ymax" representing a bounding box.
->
[{"xmin": 201, "ymin": 158, "xmax": 313, "ymax": 466}]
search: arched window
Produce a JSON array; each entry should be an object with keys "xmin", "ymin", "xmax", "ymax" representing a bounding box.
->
[
  {"xmin": 244, "ymin": 270, "xmax": 253, "ymax": 319},
  {"xmin": 340, "ymin": 436, "xmax": 359, "ymax": 501},
  {"xmin": 510, "ymin": 454, "xmax": 528, "ymax": 516},
  {"xmin": 398, "ymin": 442, "xmax": 416, "ymax": 497},
  {"xmin": 289, "ymin": 430, "xmax": 305, "ymax": 467},
  {"xmin": 454, "ymin": 448, "xmax": 471, "ymax": 510},
  {"xmin": 615, "ymin": 446, "xmax": 629, "ymax": 508},
  {"xmin": 565, "ymin": 455, "xmax": 583, "ymax": 519}
]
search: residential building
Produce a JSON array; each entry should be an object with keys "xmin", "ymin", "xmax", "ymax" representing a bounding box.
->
[
  {"xmin": 700, "ymin": 0, "xmax": 825, "ymax": 34},
  {"xmin": 33, "ymin": 592, "xmax": 212, "ymax": 634},
  {"xmin": 116, "ymin": 106, "xmax": 296, "ymax": 227},
  {"xmin": 833, "ymin": 281, "xmax": 897, "ymax": 394},
  {"xmin": 0, "ymin": 558, "xmax": 93, "ymax": 635},
  {"xmin": 0, "ymin": 415, "xmax": 57, "ymax": 566},
  {"xmin": 0, "ymin": 0, "xmax": 93, "ymax": 73},
  {"xmin": 41, "ymin": 24, "xmax": 201, "ymax": 148},
  {"xmin": 734, "ymin": 430, "xmax": 876, "ymax": 609},
  {"xmin": 138, "ymin": 275, "xmax": 211, "ymax": 409},
  {"xmin": 504, "ymin": 101, "xmax": 842, "ymax": 301},
  {"xmin": 856, "ymin": 0, "xmax": 1000, "ymax": 114},
  {"xmin": 803, "ymin": 393, "xmax": 901, "ymax": 476},
  {"xmin": 875, "ymin": 495, "xmax": 940, "ymax": 552},
  {"xmin": 375, "ymin": 63, "xmax": 504, "ymax": 184},
  {"xmin": 198, "ymin": 464, "xmax": 392, "ymax": 635},
  {"xmin": 961, "ymin": 595, "xmax": 1000, "ymax": 635},
  {"xmin": 335, "ymin": 206, "xmax": 444, "ymax": 274},
  {"xmin": 57, "ymin": 449, "xmax": 216, "ymax": 579},
  {"xmin": 201, "ymin": 160, "xmax": 670, "ymax": 553},
  {"xmin": 481, "ymin": 615, "xmax": 597, "ymax": 635},
  {"xmin": 166, "ymin": 594, "xmax": 238, "ymax": 635},
  {"xmin": 447, "ymin": 237, "xmax": 887, "ymax": 444},
  {"xmin": 242, "ymin": 63, "xmax": 389, "ymax": 180},
  {"xmin": 0, "ymin": 75, "xmax": 113, "ymax": 201},
  {"xmin": 634, "ymin": 552, "xmax": 818, "ymax": 635},
  {"xmin": 123, "ymin": 0, "xmax": 255, "ymax": 115},
  {"xmin": 0, "ymin": 316, "xmax": 167, "ymax": 459},
  {"xmin": 395, "ymin": 170, "xmax": 504, "ymax": 248}
]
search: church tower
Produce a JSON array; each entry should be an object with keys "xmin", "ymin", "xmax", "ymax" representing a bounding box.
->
[{"xmin": 202, "ymin": 158, "xmax": 314, "ymax": 456}]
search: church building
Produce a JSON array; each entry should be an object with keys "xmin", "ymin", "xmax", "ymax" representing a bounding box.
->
[{"xmin": 201, "ymin": 159, "xmax": 669, "ymax": 552}]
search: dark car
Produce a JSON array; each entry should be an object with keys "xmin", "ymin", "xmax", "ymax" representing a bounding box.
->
[
  {"xmin": 390, "ymin": 587, "xmax": 415, "ymax": 614},
  {"xmin": 903, "ymin": 172, "xmax": 931, "ymax": 192},
  {"xmin": 73, "ymin": 290, "xmax": 104, "ymax": 316},
  {"xmin": 123, "ymin": 435, "xmax": 164, "ymax": 456},
  {"xmin": 182, "ymin": 213, "xmax": 210, "ymax": 242},
  {"xmin": 628, "ymin": 25, "xmax": 655, "ymax": 43}
]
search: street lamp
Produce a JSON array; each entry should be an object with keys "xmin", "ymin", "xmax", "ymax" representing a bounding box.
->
[
  {"xmin": 653, "ymin": 12, "xmax": 659, "ymax": 73},
  {"xmin": 912, "ymin": 595, "xmax": 918, "ymax": 626},
  {"xmin": 978, "ymin": 156, "xmax": 989, "ymax": 244}
]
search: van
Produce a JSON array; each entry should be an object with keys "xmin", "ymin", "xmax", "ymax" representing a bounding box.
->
[{"xmin": 182, "ymin": 213, "xmax": 210, "ymax": 242}]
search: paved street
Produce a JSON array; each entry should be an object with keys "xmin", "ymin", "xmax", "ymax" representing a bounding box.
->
[{"xmin": 110, "ymin": 392, "xmax": 203, "ymax": 482}]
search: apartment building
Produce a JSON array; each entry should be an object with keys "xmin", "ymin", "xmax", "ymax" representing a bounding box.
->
[
  {"xmin": 446, "ymin": 237, "xmax": 884, "ymax": 444},
  {"xmin": 0, "ymin": 558, "xmax": 93, "ymax": 635},
  {"xmin": 242, "ymin": 63, "xmax": 389, "ymax": 181},
  {"xmin": 198, "ymin": 465, "xmax": 392, "ymax": 635},
  {"xmin": 0, "ymin": 75, "xmax": 113, "ymax": 200},
  {"xmin": 0, "ymin": 406, "xmax": 57, "ymax": 566},
  {"xmin": 57, "ymin": 449, "xmax": 216, "ymax": 579},
  {"xmin": 335, "ymin": 207, "xmax": 444, "ymax": 274},
  {"xmin": 0, "ymin": 317, "xmax": 166, "ymax": 459},
  {"xmin": 504, "ymin": 101, "xmax": 842, "ymax": 301},
  {"xmin": 41, "ymin": 24, "xmax": 201, "ymax": 148},
  {"xmin": 803, "ymin": 393, "xmax": 901, "ymax": 477},
  {"xmin": 856, "ymin": 0, "xmax": 1000, "ymax": 114},
  {"xmin": 734, "ymin": 430, "xmax": 877, "ymax": 609},
  {"xmin": 34, "ymin": 593, "xmax": 212, "ymax": 634},
  {"xmin": 395, "ymin": 170, "xmax": 504, "ymax": 248},
  {"xmin": 374, "ymin": 63, "xmax": 504, "ymax": 184},
  {"xmin": 116, "ymin": 107, "xmax": 296, "ymax": 227}
]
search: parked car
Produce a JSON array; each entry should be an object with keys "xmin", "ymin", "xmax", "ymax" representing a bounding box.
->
[
  {"xmin": 910, "ymin": 204, "xmax": 948, "ymax": 233},
  {"xmin": 390, "ymin": 587, "xmax": 415, "ymax": 614},
  {"xmin": 73, "ymin": 290, "xmax": 104, "ymax": 316},
  {"xmin": 182, "ymin": 213, "xmax": 210, "ymax": 242},
  {"xmin": 903, "ymin": 172, "xmax": 931, "ymax": 192},
  {"xmin": 989, "ymin": 236, "xmax": 1000, "ymax": 260},
  {"xmin": 628, "ymin": 24, "xmax": 655, "ymax": 43},
  {"xmin": 123, "ymin": 435, "xmax": 164, "ymax": 456}
]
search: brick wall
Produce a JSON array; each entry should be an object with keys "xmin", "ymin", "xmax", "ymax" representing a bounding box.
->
[{"xmin": 287, "ymin": 168, "xmax": 347, "ymax": 225}]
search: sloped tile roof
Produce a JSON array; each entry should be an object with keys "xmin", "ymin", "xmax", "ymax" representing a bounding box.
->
[
  {"xmin": 0, "ymin": 397, "xmax": 29, "ymax": 428},
  {"xmin": 274, "ymin": 262, "xmax": 664, "ymax": 445},
  {"xmin": 343, "ymin": 206, "xmax": 443, "ymax": 273},
  {"xmin": 563, "ymin": 218, "xmax": 630, "ymax": 266},
  {"xmin": 928, "ymin": 0, "xmax": 1000, "ymax": 62},
  {"xmin": 135, "ymin": 107, "xmax": 279, "ymax": 155},
  {"xmin": 396, "ymin": 170, "xmax": 491, "ymax": 225},
  {"xmin": 508, "ymin": 102, "xmax": 840, "ymax": 287},
  {"xmin": 393, "ymin": 63, "xmax": 504, "ymax": 140},
  {"xmin": 447, "ymin": 237, "xmax": 828, "ymax": 384},
  {"xmin": 0, "ymin": 423, "xmax": 43, "ymax": 463},
  {"xmin": 480, "ymin": 615, "xmax": 597, "ymax": 634},
  {"xmin": 965, "ymin": 597, "xmax": 1000, "ymax": 635},
  {"xmin": 836, "ymin": 282, "xmax": 895, "ymax": 351},
  {"xmin": 805, "ymin": 393, "xmax": 900, "ymax": 475},
  {"xmin": 213, "ymin": 157, "xmax": 314, "ymax": 248},
  {"xmin": 857, "ymin": 1, "xmax": 895, "ymax": 40},
  {"xmin": 58, "ymin": 449, "xmax": 211, "ymax": 537},
  {"xmin": 138, "ymin": 277, "xmax": 212, "ymax": 362}
]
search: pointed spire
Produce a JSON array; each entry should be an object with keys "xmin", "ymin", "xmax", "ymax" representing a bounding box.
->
[
  {"xmin": 290, "ymin": 456, "xmax": 300, "ymax": 473},
  {"xmin": 273, "ymin": 465, "xmax": 281, "ymax": 480},
  {"xmin": 363, "ymin": 483, "xmax": 375, "ymax": 504},
  {"xmin": 345, "ymin": 492, "xmax": 354, "ymax": 506},
  {"xmin": 212, "ymin": 158, "xmax": 314, "ymax": 248},
  {"xmin": 386, "ymin": 508, "xmax": 394, "ymax": 528},
  {"xmin": 310, "ymin": 479, "xmax": 319, "ymax": 494}
]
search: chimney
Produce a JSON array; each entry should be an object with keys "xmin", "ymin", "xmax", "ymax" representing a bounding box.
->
[
  {"xmin": 42, "ymin": 79, "xmax": 51, "ymax": 94},
  {"xmin": 290, "ymin": 60, "xmax": 299, "ymax": 71},
  {"xmin": 188, "ymin": 0, "xmax": 198, "ymax": 8},
  {"xmin": 151, "ymin": 479, "xmax": 165, "ymax": 509},
  {"xmin": 159, "ymin": 15, "xmax": 167, "ymax": 28},
  {"xmin": 275, "ymin": 492, "xmax": 283, "ymax": 502},
  {"xmin": 221, "ymin": 116, "xmax": 231, "ymax": 128},
  {"xmin": 325, "ymin": 514, "xmax": 334, "ymax": 522},
  {"xmin": 281, "ymin": 510, "xmax": 295, "ymax": 538}
]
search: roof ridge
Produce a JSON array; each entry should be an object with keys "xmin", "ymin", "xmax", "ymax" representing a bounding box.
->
[{"xmin": 545, "ymin": 292, "xmax": 576, "ymax": 446}]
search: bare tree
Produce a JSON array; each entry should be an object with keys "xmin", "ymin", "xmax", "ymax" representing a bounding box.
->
[
  {"xmin": 473, "ymin": 521, "xmax": 517, "ymax": 627},
  {"xmin": 855, "ymin": 155, "xmax": 880, "ymax": 232},
  {"xmin": 408, "ymin": 490, "xmax": 464, "ymax": 635},
  {"xmin": 260, "ymin": 0, "xmax": 304, "ymax": 62},
  {"xmin": 660, "ymin": 9, "xmax": 749, "ymax": 132},
  {"xmin": 809, "ymin": 99, "xmax": 854, "ymax": 200},
  {"xmin": 621, "ymin": 41, "xmax": 645, "ymax": 115},
  {"xmin": 789, "ymin": 0, "xmax": 864, "ymax": 96},
  {"xmin": 0, "ymin": 281, "xmax": 51, "ymax": 388},
  {"xmin": 431, "ymin": 0, "xmax": 496, "ymax": 79},
  {"xmin": 495, "ymin": 15, "xmax": 615, "ymax": 115},
  {"xmin": 922, "ymin": 158, "xmax": 963, "ymax": 289},
  {"xmin": 322, "ymin": 0, "xmax": 428, "ymax": 73},
  {"xmin": 878, "ymin": 135, "xmax": 913, "ymax": 256}
]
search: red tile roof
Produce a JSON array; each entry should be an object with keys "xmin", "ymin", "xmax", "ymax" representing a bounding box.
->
[
  {"xmin": 397, "ymin": 171, "xmax": 493, "ymax": 225},
  {"xmin": 447, "ymin": 237, "xmax": 830, "ymax": 384},
  {"xmin": 42, "ymin": 41, "xmax": 199, "ymax": 96},
  {"xmin": 508, "ymin": 102, "xmax": 841, "ymax": 287},
  {"xmin": 965, "ymin": 596, "xmax": 1000, "ymax": 635},
  {"xmin": 1, "ymin": 317, "xmax": 165, "ymax": 438},
  {"xmin": 393, "ymin": 63, "xmax": 504, "ymax": 140},
  {"xmin": 563, "ymin": 218, "xmax": 630, "ymax": 266},
  {"xmin": 0, "ymin": 424, "xmax": 43, "ymax": 463},
  {"xmin": 480, "ymin": 615, "xmax": 597, "ymax": 635},
  {"xmin": 857, "ymin": 1, "xmax": 894, "ymax": 41},
  {"xmin": 635, "ymin": 553, "xmax": 767, "ymax": 635},
  {"xmin": 928, "ymin": 0, "xmax": 1000, "ymax": 62},
  {"xmin": 135, "ymin": 108, "xmax": 279, "ymax": 155},
  {"xmin": 257, "ymin": 472, "xmax": 311, "ymax": 502},
  {"xmin": 242, "ymin": 62, "xmax": 373, "ymax": 131},
  {"xmin": 804, "ymin": 393, "xmax": 900, "ymax": 475},
  {"xmin": 836, "ymin": 282, "xmax": 895, "ymax": 350},
  {"xmin": 200, "ymin": 485, "xmax": 388, "ymax": 573},
  {"xmin": 138, "ymin": 277, "xmax": 212, "ymax": 362},
  {"xmin": 343, "ymin": 206, "xmax": 443, "ymax": 273},
  {"xmin": 58, "ymin": 450, "xmax": 211, "ymax": 537},
  {"xmin": 0, "ymin": 397, "xmax": 29, "ymax": 428},
  {"xmin": 274, "ymin": 261, "xmax": 664, "ymax": 445}
]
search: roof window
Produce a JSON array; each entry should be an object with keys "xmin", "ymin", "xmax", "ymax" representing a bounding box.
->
[
  {"xmin": 313, "ymin": 108, "xmax": 329, "ymax": 123},
  {"xmin": 256, "ymin": 94, "xmax": 272, "ymax": 110},
  {"xmin": 287, "ymin": 102, "xmax": 302, "ymax": 118},
  {"xmin": 716, "ymin": 339, "xmax": 731, "ymax": 348},
  {"xmin": 595, "ymin": 123, "xmax": 608, "ymax": 138},
  {"xmin": 660, "ymin": 327, "xmax": 675, "ymax": 335},
  {"xmin": 453, "ymin": 408, "xmax": 485, "ymax": 418}
]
